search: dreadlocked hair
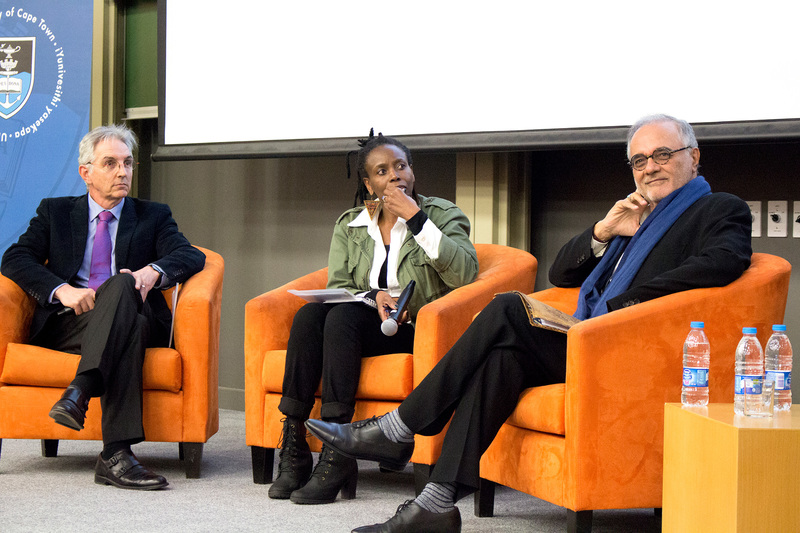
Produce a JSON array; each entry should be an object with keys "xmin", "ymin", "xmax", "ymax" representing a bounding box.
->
[{"xmin": 346, "ymin": 128, "xmax": 417, "ymax": 207}]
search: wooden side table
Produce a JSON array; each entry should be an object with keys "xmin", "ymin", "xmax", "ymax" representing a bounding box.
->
[{"xmin": 662, "ymin": 403, "xmax": 800, "ymax": 532}]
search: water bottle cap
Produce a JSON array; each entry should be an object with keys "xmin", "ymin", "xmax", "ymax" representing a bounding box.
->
[
  {"xmin": 690, "ymin": 321, "xmax": 704, "ymax": 328},
  {"xmin": 772, "ymin": 324, "xmax": 787, "ymax": 332},
  {"xmin": 742, "ymin": 327, "xmax": 757, "ymax": 334}
]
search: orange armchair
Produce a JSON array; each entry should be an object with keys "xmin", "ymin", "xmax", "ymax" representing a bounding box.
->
[
  {"xmin": 245, "ymin": 243, "xmax": 537, "ymax": 489},
  {"xmin": 475, "ymin": 253, "xmax": 791, "ymax": 532},
  {"xmin": 0, "ymin": 246, "xmax": 224, "ymax": 478}
]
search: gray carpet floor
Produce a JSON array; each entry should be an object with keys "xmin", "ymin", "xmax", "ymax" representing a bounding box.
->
[{"xmin": 0, "ymin": 410, "xmax": 660, "ymax": 532}]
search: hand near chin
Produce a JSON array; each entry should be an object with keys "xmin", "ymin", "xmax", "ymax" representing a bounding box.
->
[
  {"xmin": 382, "ymin": 184, "xmax": 419, "ymax": 220},
  {"xmin": 594, "ymin": 191, "xmax": 651, "ymax": 241}
]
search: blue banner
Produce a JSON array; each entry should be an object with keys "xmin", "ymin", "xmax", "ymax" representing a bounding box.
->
[{"xmin": 0, "ymin": 1, "xmax": 93, "ymax": 251}]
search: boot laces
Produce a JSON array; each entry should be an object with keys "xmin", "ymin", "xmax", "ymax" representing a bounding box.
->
[
  {"xmin": 309, "ymin": 444, "xmax": 335, "ymax": 480},
  {"xmin": 276, "ymin": 417, "xmax": 307, "ymax": 472}
]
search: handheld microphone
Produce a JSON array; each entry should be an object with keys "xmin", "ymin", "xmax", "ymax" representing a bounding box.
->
[{"xmin": 381, "ymin": 280, "xmax": 416, "ymax": 336}]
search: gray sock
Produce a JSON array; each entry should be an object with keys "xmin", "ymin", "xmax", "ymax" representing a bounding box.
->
[
  {"xmin": 378, "ymin": 409, "xmax": 415, "ymax": 443},
  {"xmin": 415, "ymin": 482, "xmax": 457, "ymax": 513}
]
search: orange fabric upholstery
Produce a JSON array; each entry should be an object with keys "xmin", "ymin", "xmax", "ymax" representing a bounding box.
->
[
  {"xmin": 244, "ymin": 243, "xmax": 538, "ymax": 484},
  {"xmin": 476, "ymin": 253, "xmax": 791, "ymax": 529},
  {"xmin": 0, "ymin": 246, "xmax": 224, "ymax": 478}
]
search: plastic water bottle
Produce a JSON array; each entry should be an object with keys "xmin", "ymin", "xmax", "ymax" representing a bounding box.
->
[
  {"xmin": 734, "ymin": 327, "xmax": 764, "ymax": 415},
  {"xmin": 765, "ymin": 324, "xmax": 792, "ymax": 411},
  {"xmin": 681, "ymin": 321, "xmax": 710, "ymax": 406}
]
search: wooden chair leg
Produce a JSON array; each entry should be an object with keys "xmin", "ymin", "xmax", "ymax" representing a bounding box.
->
[
  {"xmin": 41, "ymin": 439, "xmax": 59, "ymax": 457},
  {"xmin": 474, "ymin": 478, "xmax": 496, "ymax": 517},
  {"xmin": 567, "ymin": 509, "xmax": 593, "ymax": 533},
  {"xmin": 413, "ymin": 463, "xmax": 433, "ymax": 496},
  {"xmin": 179, "ymin": 442, "xmax": 203, "ymax": 478},
  {"xmin": 251, "ymin": 446, "xmax": 274, "ymax": 484}
]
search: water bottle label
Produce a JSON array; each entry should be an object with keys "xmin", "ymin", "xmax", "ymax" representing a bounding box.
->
[
  {"xmin": 735, "ymin": 374, "xmax": 764, "ymax": 394},
  {"xmin": 682, "ymin": 367, "xmax": 709, "ymax": 387},
  {"xmin": 744, "ymin": 375, "xmax": 763, "ymax": 395},
  {"xmin": 766, "ymin": 370, "xmax": 792, "ymax": 391}
]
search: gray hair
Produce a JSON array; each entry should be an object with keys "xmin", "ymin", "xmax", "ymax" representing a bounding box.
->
[
  {"xmin": 78, "ymin": 124, "xmax": 138, "ymax": 165},
  {"xmin": 626, "ymin": 114, "xmax": 697, "ymax": 158}
]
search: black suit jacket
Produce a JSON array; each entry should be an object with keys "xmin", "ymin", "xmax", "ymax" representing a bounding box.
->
[
  {"xmin": 1, "ymin": 195, "xmax": 206, "ymax": 339},
  {"xmin": 548, "ymin": 192, "xmax": 753, "ymax": 313}
]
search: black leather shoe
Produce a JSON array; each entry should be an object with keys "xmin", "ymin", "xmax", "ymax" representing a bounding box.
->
[
  {"xmin": 290, "ymin": 444, "xmax": 357, "ymax": 504},
  {"xmin": 305, "ymin": 416, "xmax": 414, "ymax": 472},
  {"xmin": 352, "ymin": 500, "xmax": 461, "ymax": 532},
  {"xmin": 94, "ymin": 450, "xmax": 169, "ymax": 490},
  {"xmin": 48, "ymin": 385, "xmax": 90, "ymax": 431}
]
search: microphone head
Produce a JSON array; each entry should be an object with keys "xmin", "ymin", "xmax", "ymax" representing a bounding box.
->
[{"xmin": 381, "ymin": 318, "xmax": 398, "ymax": 336}]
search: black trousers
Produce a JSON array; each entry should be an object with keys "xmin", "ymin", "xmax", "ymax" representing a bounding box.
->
[
  {"xmin": 279, "ymin": 302, "xmax": 415, "ymax": 423},
  {"xmin": 32, "ymin": 274, "xmax": 168, "ymax": 445},
  {"xmin": 397, "ymin": 292, "xmax": 568, "ymax": 497}
]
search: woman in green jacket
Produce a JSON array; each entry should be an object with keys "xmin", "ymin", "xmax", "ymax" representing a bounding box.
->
[{"xmin": 270, "ymin": 130, "xmax": 478, "ymax": 505}]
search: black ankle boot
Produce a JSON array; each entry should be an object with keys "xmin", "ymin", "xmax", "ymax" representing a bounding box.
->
[
  {"xmin": 268, "ymin": 417, "xmax": 313, "ymax": 499},
  {"xmin": 289, "ymin": 444, "xmax": 358, "ymax": 504}
]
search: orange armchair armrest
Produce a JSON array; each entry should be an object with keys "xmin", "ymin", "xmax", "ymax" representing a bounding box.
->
[
  {"xmin": 244, "ymin": 267, "xmax": 328, "ymax": 441},
  {"xmin": 413, "ymin": 245, "xmax": 537, "ymax": 387},
  {"xmin": 0, "ymin": 274, "xmax": 35, "ymax": 385},
  {"xmin": 172, "ymin": 246, "xmax": 225, "ymax": 442}
]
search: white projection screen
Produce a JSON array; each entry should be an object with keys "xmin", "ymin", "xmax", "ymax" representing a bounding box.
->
[{"xmin": 156, "ymin": 0, "xmax": 800, "ymax": 160}]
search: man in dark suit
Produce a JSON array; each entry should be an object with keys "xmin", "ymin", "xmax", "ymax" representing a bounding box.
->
[
  {"xmin": 1, "ymin": 124, "xmax": 205, "ymax": 490},
  {"xmin": 305, "ymin": 114, "xmax": 753, "ymax": 532}
]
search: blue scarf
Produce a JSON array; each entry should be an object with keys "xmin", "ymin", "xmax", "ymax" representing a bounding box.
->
[{"xmin": 573, "ymin": 176, "xmax": 711, "ymax": 320}]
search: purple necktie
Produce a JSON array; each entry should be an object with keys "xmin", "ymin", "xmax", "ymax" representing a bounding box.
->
[{"xmin": 88, "ymin": 210, "xmax": 113, "ymax": 291}]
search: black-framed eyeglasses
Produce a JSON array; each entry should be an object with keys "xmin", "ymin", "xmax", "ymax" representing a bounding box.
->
[{"xmin": 628, "ymin": 146, "xmax": 692, "ymax": 171}]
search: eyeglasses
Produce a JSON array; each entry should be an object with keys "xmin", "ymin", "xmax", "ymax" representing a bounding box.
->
[
  {"xmin": 86, "ymin": 157, "xmax": 137, "ymax": 173},
  {"xmin": 628, "ymin": 146, "xmax": 692, "ymax": 171}
]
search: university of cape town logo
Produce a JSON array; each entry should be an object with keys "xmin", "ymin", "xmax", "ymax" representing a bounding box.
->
[{"xmin": 0, "ymin": 37, "xmax": 35, "ymax": 119}]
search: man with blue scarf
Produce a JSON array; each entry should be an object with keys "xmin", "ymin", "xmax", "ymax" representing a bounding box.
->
[{"xmin": 305, "ymin": 114, "xmax": 753, "ymax": 533}]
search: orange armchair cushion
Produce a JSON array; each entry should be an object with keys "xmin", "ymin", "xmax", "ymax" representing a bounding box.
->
[
  {"xmin": 1, "ymin": 343, "xmax": 182, "ymax": 392},
  {"xmin": 505, "ymin": 384, "xmax": 566, "ymax": 436},
  {"xmin": 261, "ymin": 349, "xmax": 414, "ymax": 400}
]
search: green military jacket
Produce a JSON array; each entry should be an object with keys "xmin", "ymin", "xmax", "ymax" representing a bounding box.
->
[{"xmin": 327, "ymin": 195, "xmax": 478, "ymax": 320}]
